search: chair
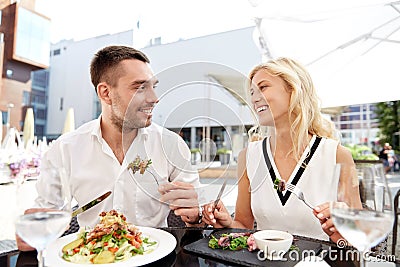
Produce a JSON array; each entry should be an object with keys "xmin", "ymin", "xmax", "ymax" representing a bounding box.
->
[
  {"xmin": 167, "ymin": 210, "xmax": 186, "ymax": 227},
  {"xmin": 62, "ymin": 215, "xmax": 80, "ymax": 236},
  {"xmin": 392, "ymin": 189, "xmax": 400, "ymax": 255},
  {"xmin": 62, "ymin": 205, "xmax": 80, "ymax": 236}
]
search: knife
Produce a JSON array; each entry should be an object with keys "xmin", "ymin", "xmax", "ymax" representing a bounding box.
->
[
  {"xmin": 212, "ymin": 179, "xmax": 227, "ymax": 212},
  {"xmin": 72, "ymin": 191, "xmax": 112, "ymax": 217}
]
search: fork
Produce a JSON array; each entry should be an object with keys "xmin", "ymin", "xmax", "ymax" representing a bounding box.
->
[
  {"xmin": 146, "ymin": 169, "xmax": 159, "ymax": 186},
  {"xmin": 286, "ymin": 183, "xmax": 314, "ymax": 210},
  {"xmin": 128, "ymin": 168, "xmax": 159, "ymax": 186}
]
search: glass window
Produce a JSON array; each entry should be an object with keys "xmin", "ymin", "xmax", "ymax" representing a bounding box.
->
[
  {"xmin": 1, "ymin": 111, "xmax": 7, "ymax": 125},
  {"xmin": 14, "ymin": 7, "xmax": 50, "ymax": 66},
  {"xmin": 53, "ymin": 49, "xmax": 61, "ymax": 56},
  {"xmin": 22, "ymin": 91, "xmax": 30, "ymax": 106},
  {"xmin": 35, "ymin": 125, "xmax": 44, "ymax": 136},
  {"xmin": 36, "ymin": 109, "xmax": 46, "ymax": 119}
]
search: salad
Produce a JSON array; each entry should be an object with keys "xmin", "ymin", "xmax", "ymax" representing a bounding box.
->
[
  {"xmin": 208, "ymin": 232, "xmax": 257, "ymax": 251},
  {"xmin": 208, "ymin": 232, "xmax": 299, "ymax": 252},
  {"xmin": 62, "ymin": 210, "xmax": 157, "ymax": 264},
  {"xmin": 127, "ymin": 156, "xmax": 152, "ymax": 175}
]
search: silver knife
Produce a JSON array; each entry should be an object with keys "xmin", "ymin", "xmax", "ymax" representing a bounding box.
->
[
  {"xmin": 212, "ymin": 179, "xmax": 227, "ymax": 212},
  {"xmin": 72, "ymin": 191, "xmax": 112, "ymax": 217}
]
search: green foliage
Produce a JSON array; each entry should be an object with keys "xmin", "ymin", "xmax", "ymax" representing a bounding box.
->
[
  {"xmin": 343, "ymin": 144, "xmax": 379, "ymax": 160},
  {"xmin": 375, "ymin": 101, "xmax": 400, "ymax": 151},
  {"xmin": 190, "ymin": 148, "xmax": 201, "ymax": 153},
  {"xmin": 216, "ymin": 148, "xmax": 232, "ymax": 155}
]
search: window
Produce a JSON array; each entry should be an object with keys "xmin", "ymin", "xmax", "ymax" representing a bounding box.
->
[
  {"xmin": 35, "ymin": 125, "xmax": 44, "ymax": 136},
  {"xmin": 14, "ymin": 7, "xmax": 51, "ymax": 66},
  {"xmin": 60, "ymin": 97, "xmax": 63, "ymax": 111},
  {"xmin": 53, "ymin": 49, "xmax": 61, "ymax": 56},
  {"xmin": 1, "ymin": 111, "xmax": 7, "ymax": 125},
  {"xmin": 36, "ymin": 109, "xmax": 46, "ymax": 120},
  {"xmin": 22, "ymin": 91, "xmax": 31, "ymax": 106}
]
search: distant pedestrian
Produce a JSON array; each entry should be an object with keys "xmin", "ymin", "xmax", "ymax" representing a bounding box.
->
[{"xmin": 379, "ymin": 143, "xmax": 391, "ymax": 173}]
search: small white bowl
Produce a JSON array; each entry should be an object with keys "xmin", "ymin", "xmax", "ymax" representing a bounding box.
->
[{"xmin": 253, "ymin": 230, "xmax": 293, "ymax": 260}]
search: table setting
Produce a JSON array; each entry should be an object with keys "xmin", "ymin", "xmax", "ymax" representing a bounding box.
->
[{"xmin": 3, "ymin": 162, "xmax": 399, "ymax": 267}]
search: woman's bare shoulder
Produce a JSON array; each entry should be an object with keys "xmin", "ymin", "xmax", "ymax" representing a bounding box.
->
[{"xmin": 336, "ymin": 144, "xmax": 355, "ymax": 165}]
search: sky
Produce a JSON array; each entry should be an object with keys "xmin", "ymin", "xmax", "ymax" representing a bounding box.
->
[
  {"xmin": 34, "ymin": 0, "xmax": 256, "ymax": 44},
  {"xmin": 33, "ymin": 0, "xmax": 399, "ymax": 106}
]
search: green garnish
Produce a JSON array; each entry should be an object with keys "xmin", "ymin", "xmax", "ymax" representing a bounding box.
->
[
  {"xmin": 208, "ymin": 235, "xmax": 220, "ymax": 249},
  {"xmin": 208, "ymin": 234, "xmax": 250, "ymax": 251},
  {"xmin": 273, "ymin": 178, "xmax": 280, "ymax": 190},
  {"xmin": 274, "ymin": 178, "xmax": 286, "ymax": 192},
  {"xmin": 127, "ymin": 156, "xmax": 152, "ymax": 174},
  {"xmin": 143, "ymin": 238, "xmax": 157, "ymax": 246}
]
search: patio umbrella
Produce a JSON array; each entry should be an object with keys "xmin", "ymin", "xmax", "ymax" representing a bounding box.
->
[
  {"xmin": 62, "ymin": 108, "xmax": 75, "ymax": 134},
  {"xmin": 23, "ymin": 108, "xmax": 35, "ymax": 149},
  {"xmin": 251, "ymin": 0, "xmax": 400, "ymax": 107}
]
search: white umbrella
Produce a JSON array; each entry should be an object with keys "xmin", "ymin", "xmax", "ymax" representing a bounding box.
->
[
  {"xmin": 23, "ymin": 108, "xmax": 35, "ymax": 149},
  {"xmin": 62, "ymin": 108, "xmax": 75, "ymax": 134},
  {"xmin": 252, "ymin": 0, "xmax": 400, "ymax": 107}
]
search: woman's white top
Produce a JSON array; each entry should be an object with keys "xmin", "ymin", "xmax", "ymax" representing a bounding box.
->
[{"xmin": 246, "ymin": 135, "xmax": 339, "ymax": 240}]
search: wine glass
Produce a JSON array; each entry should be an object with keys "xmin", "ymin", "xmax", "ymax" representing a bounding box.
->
[
  {"xmin": 14, "ymin": 166, "xmax": 72, "ymax": 267},
  {"xmin": 330, "ymin": 163, "xmax": 394, "ymax": 267}
]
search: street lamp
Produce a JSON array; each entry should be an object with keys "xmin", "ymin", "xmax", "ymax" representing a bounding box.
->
[{"xmin": 6, "ymin": 103, "xmax": 14, "ymax": 133}]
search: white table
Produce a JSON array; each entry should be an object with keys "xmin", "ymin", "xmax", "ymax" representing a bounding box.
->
[{"xmin": 0, "ymin": 180, "xmax": 38, "ymax": 241}]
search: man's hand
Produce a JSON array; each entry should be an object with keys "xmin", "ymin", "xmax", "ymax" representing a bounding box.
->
[{"xmin": 158, "ymin": 181, "xmax": 201, "ymax": 225}]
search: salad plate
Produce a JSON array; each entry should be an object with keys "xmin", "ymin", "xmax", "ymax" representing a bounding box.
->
[{"xmin": 46, "ymin": 227, "xmax": 177, "ymax": 267}]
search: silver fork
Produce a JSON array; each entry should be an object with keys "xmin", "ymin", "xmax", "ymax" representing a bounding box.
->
[
  {"xmin": 286, "ymin": 184, "xmax": 314, "ymax": 209},
  {"xmin": 128, "ymin": 168, "xmax": 159, "ymax": 186},
  {"xmin": 146, "ymin": 169, "xmax": 159, "ymax": 186}
]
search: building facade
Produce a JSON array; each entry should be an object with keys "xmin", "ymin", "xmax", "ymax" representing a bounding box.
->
[
  {"xmin": 332, "ymin": 103, "xmax": 380, "ymax": 147},
  {"xmin": 0, "ymin": 0, "xmax": 50, "ymax": 141}
]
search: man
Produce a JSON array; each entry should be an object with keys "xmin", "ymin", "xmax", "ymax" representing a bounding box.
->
[{"xmin": 17, "ymin": 45, "xmax": 202, "ymax": 251}]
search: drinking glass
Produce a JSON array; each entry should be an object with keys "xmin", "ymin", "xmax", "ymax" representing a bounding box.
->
[
  {"xmin": 15, "ymin": 166, "xmax": 72, "ymax": 267},
  {"xmin": 330, "ymin": 163, "xmax": 394, "ymax": 267}
]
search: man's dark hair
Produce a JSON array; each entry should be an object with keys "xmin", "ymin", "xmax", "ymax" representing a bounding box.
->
[{"xmin": 90, "ymin": 45, "xmax": 150, "ymax": 93}]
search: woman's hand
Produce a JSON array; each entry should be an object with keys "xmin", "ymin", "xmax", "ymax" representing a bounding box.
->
[
  {"xmin": 314, "ymin": 202, "xmax": 345, "ymax": 244},
  {"xmin": 202, "ymin": 200, "xmax": 233, "ymax": 228}
]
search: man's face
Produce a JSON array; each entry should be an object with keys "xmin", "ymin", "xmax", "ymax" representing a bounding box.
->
[{"xmin": 108, "ymin": 59, "xmax": 159, "ymax": 132}]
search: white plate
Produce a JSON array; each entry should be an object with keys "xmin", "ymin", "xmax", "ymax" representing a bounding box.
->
[{"xmin": 46, "ymin": 227, "xmax": 177, "ymax": 267}]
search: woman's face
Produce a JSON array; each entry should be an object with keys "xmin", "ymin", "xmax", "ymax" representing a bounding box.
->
[{"xmin": 250, "ymin": 69, "xmax": 291, "ymax": 127}]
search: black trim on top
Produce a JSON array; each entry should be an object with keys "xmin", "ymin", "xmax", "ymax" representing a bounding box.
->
[{"xmin": 262, "ymin": 136, "xmax": 322, "ymax": 206}]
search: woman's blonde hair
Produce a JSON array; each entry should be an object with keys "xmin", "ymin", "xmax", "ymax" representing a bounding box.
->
[{"xmin": 249, "ymin": 57, "xmax": 337, "ymax": 160}]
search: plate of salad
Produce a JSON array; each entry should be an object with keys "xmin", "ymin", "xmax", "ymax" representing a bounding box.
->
[{"xmin": 46, "ymin": 210, "xmax": 176, "ymax": 266}]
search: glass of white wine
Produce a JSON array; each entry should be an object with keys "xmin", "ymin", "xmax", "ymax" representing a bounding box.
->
[
  {"xmin": 330, "ymin": 163, "xmax": 394, "ymax": 267},
  {"xmin": 15, "ymin": 165, "xmax": 72, "ymax": 267}
]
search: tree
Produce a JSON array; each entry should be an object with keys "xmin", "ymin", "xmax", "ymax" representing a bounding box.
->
[{"xmin": 375, "ymin": 101, "xmax": 400, "ymax": 151}]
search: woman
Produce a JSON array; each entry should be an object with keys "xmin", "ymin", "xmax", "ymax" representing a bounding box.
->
[{"xmin": 202, "ymin": 57, "xmax": 356, "ymax": 242}]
